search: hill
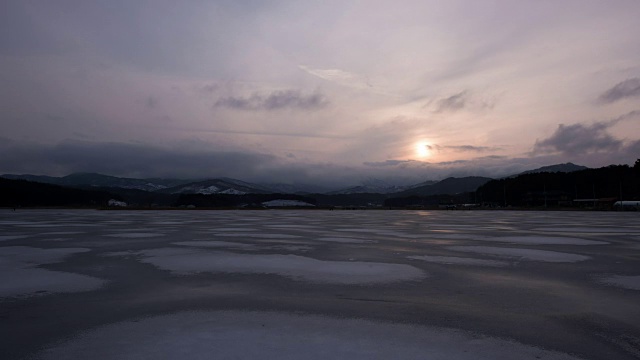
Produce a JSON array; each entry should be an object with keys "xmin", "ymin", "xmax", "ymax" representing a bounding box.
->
[
  {"xmin": 395, "ymin": 176, "xmax": 492, "ymax": 196},
  {"xmin": 2, "ymin": 172, "xmax": 191, "ymax": 192},
  {"xmin": 0, "ymin": 178, "xmax": 120, "ymax": 207},
  {"xmin": 515, "ymin": 163, "xmax": 588, "ymax": 176},
  {"xmin": 477, "ymin": 163, "xmax": 639, "ymax": 207}
]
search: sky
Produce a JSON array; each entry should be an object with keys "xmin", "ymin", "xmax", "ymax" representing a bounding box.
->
[{"xmin": 1, "ymin": 0, "xmax": 639, "ymax": 187}]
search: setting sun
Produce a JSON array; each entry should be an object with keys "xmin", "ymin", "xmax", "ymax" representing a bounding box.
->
[{"xmin": 416, "ymin": 142, "xmax": 432, "ymax": 158}]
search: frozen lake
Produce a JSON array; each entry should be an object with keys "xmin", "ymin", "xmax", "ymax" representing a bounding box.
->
[{"xmin": 1, "ymin": 209, "xmax": 639, "ymax": 359}]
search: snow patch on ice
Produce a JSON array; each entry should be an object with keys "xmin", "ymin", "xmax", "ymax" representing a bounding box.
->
[
  {"xmin": 41, "ymin": 232, "xmax": 84, "ymax": 235},
  {"xmin": 34, "ymin": 311, "xmax": 584, "ymax": 360},
  {"xmin": 270, "ymin": 245, "xmax": 314, "ymax": 252},
  {"xmin": 448, "ymin": 246, "xmax": 590, "ymax": 262},
  {"xmin": 118, "ymin": 248, "xmax": 425, "ymax": 284},
  {"xmin": 408, "ymin": 255, "xmax": 509, "ymax": 267},
  {"xmin": 0, "ymin": 246, "xmax": 106, "ymax": 298},
  {"xmin": 598, "ymin": 275, "xmax": 640, "ymax": 290}
]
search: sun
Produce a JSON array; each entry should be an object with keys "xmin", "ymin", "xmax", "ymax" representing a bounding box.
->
[{"xmin": 415, "ymin": 141, "xmax": 432, "ymax": 158}]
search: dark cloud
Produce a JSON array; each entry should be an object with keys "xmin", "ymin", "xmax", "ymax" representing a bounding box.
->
[
  {"xmin": 533, "ymin": 122, "xmax": 622, "ymax": 156},
  {"xmin": 445, "ymin": 145, "xmax": 501, "ymax": 152},
  {"xmin": 0, "ymin": 139, "xmax": 516, "ymax": 188},
  {"xmin": 532, "ymin": 111, "xmax": 640, "ymax": 158},
  {"xmin": 598, "ymin": 78, "xmax": 640, "ymax": 103},
  {"xmin": 363, "ymin": 160, "xmax": 425, "ymax": 167},
  {"xmin": 0, "ymin": 140, "xmax": 400, "ymax": 188},
  {"xmin": 200, "ymin": 84, "xmax": 219, "ymax": 93},
  {"xmin": 0, "ymin": 140, "xmax": 278, "ymax": 180},
  {"xmin": 215, "ymin": 90, "xmax": 328, "ymax": 111},
  {"xmin": 145, "ymin": 96, "xmax": 157, "ymax": 109},
  {"xmin": 435, "ymin": 91, "xmax": 468, "ymax": 112}
]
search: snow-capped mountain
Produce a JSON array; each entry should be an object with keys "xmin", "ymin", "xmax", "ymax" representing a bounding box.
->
[{"xmin": 159, "ymin": 178, "xmax": 270, "ymax": 195}]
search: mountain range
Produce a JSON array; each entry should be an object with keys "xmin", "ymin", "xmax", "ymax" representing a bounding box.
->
[{"xmin": 1, "ymin": 162, "xmax": 588, "ymax": 197}]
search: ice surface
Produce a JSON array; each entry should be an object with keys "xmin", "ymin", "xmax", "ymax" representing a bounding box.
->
[
  {"xmin": 208, "ymin": 227, "xmax": 258, "ymax": 232},
  {"xmin": 173, "ymin": 241, "xmax": 256, "ymax": 250},
  {"xmin": 316, "ymin": 237, "xmax": 373, "ymax": 244},
  {"xmin": 336, "ymin": 228, "xmax": 424, "ymax": 238},
  {"xmin": 408, "ymin": 255, "xmax": 509, "ymax": 267},
  {"xmin": 0, "ymin": 246, "xmax": 106, "ymax": 298},
  {"xmin": 493, "ymin": 236, "xmax": 606, "ymax": 245},
  {"xmin": 0, "ymin": 235, "xmax": 29, "ymax": 241},
  {"xmin": 3, "ymin": 209, "xmax": 639, "ymax": 359},
  {"xmin": 533, "ymin": 227, "xmax": 639, "ymax": 234},
  {"xmin": 104, "ymin": 233, "xmax": 165, "ymax": 238},
  {"xmin": 40, "ymin": 232, "xmax": 85, "ymax": 235},
  {"xmin": 213, "ymin": 233, "xmax": 302, "ymax": 239},
  {"xmin": 448, "ymin": 246, "xmax": 590, "ymax": 262},
  {"xmin": 431, "ymin": 234, "xmax": 606, "ymax": 245},
  {"xmin": 35, "ymin": 311, "xmax": 583, "ymax": 360},
  {"xmin": 118, "ymin": 248, "xmax": 425, "ymax": 284},
  {"xmin": 598, "ymin": 275, "xmax": 640, "ymax": 290}
]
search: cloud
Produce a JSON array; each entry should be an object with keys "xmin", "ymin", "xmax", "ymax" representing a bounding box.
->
[
  {"xmin": 363, "ymin": 160, "xmax": 426, "ymax": 167},
  {"xmin": 298, "ymin": 65, "xmax": 394, "ymax": 96},
  {"xmin": 444, "ymin": 145, "xmax": 501, "ymax": 152},
  {"xmin": 598, "ymin": 78, "xmax": 640, "ymax": 103},
  {"xmin": 215, "ymin": 90, "xmax": 328, "ymax": 111},
  {"xmin": 145, "ymin": 97, "xmax": 157, "ymax": 109},
  {"xmin": 298, "ymin": 65, "xmax": 370, "ymax": 89},
  {"xmin": 199, "ymin": 84, "xmax": 219, "ymax": 93},
  {"xmin": 532, "ymin": 111, "xmax": 640, "ymax": 158},
  {"xmin": 0, "ymin": 140, "xmax": 276, "ymax": 179},
  {"xmin": 533, "ymin": 122, "xmax": 622, "ymax": 156},
  {"xmin": 435, "ymin": 91, "xmax": 468, "ymax": 112},
  {"xmin": 0, "ymin": 139, "xmax": 523, "ymax": 188}
]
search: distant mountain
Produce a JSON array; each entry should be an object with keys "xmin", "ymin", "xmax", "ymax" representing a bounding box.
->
[
  {"xmin": 1, "ymin": 174, "xmax": 62, "ymax": 184},
  {"xmin": 259, "ymin": 183, "xmax": 330, "ymax": 194},
  {"xmin": 395, "ymin": 176, "xmax": 492, "ymax": 196},
  {"xmin": 516, "ymin": 163, "xmax": 588, "ymax": 176},
  {"xmin": 158, "ymin": 178, "xmax": 270, "ymax": 195},
  {"xmin": 1, "ymin": 172, "xmax": 191, "ymax": 192},
  {"xmin": 328, "ymin": 178, "xmax": 413, "ymax": 194}
]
